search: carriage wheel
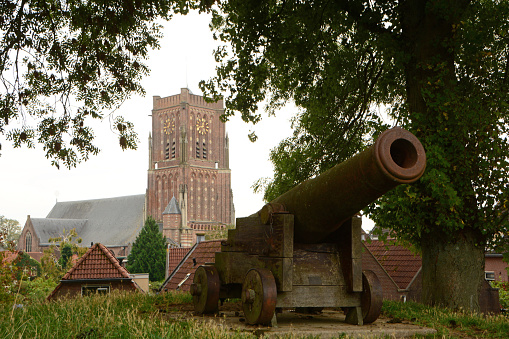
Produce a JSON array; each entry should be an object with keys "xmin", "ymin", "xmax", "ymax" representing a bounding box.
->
[
  {"xmin": 190, "ymin": 265, "xmax": 220, "ymax": 314},
  {"xmin": 361, "ymin": 270, "xmax": 383, "ymax": 324},
  {"xmin": 241, "ymin": 268, "xmax": 277, "ymax": 325}
]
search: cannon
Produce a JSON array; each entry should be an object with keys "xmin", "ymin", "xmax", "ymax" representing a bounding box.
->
[{"xmin": 190, "ymin": 127, "xmax": 426, "ymax": 325}]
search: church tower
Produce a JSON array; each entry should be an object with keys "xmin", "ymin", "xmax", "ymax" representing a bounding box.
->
[{"xmin": 147, "ymin": 88, "xmax": 234, "ymax": 245}]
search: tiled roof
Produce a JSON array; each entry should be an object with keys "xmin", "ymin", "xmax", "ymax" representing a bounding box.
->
[
  {"xmin": 1, "ymin": 251, "xmax": 20, "ymax": 264},
  {"xmin": 364, "ymin": 240, "xmax": 421, "ymax": 290},
  {"xmin": 168, "ymin": 247, "xmax": 192, "ymax": 275},
  {"xmin": 62, "ymin": 243, "xmax": 131, "ymax": 280},
  {"xmin": 161, "ymin": 240, "xmax": 222, "ymax": 292},
  {"xmin": 26, "ymin": 252, "xmax": 44, "ymax": 262}
]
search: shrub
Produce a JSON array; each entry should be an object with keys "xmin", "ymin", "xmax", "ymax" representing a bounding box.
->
[{"xmin": 491, "ymin": 281, "xmax": 509, "ymax": 309}]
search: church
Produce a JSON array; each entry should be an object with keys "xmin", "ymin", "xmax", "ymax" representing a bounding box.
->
[{"xmin": 17, "ymin": 88, "xmax": 235, "ymax": 257}]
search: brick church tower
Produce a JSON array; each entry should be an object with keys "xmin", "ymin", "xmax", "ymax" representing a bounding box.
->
[{"xmin": 146, "ymin": 88, "xmax": 234, "ymax": 246}]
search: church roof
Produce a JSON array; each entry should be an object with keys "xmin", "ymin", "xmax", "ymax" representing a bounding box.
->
[
  {"xmin": 31, "ymin": 218, "xmax": 88, "ymax": 245},
  {"xmin": 40, "ymin": 194, "xmax": 145, "ymax": 247},
  {"xmin": 163, "ymin": 196, "xmax": 181, "ymax": 215}
]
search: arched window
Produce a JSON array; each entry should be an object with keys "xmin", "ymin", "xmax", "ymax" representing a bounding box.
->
[{"xmin": 25, "ymin": 231, "xmax": 32, "ymax": 252}]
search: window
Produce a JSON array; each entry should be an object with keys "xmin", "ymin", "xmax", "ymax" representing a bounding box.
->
[
  {"xmin": 171, "ymin": 141, "xmax": 176, "ymax": 158},
  {"xmin": 485, "ymin": 271, "xmax": 495, "ymax": 281},
  {"xmin": 196, "ymin": 234, "xmax": 205, "ymax": 243},
  {"xmin": 81, "ymin": 285, "xmax": 111, "ymax": 296},
  {"xmin": 202, "ymin": 142, "xmax": 207, "ymax": 159},
  {"xmin": 25, "ymin": 231, "xmax": 32, "ymax": 252},
  {"xmin": 196, "ymin": 141, "xmax": 200, "ymax": 158},
  {"xmin": 165, "ymin": 142, "xmax": 170, "ymax": 159}
]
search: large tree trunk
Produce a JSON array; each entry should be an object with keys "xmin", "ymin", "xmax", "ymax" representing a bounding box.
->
[
  {"xmin": 399, "ymin": 0, "xmax": 484, "ymax": 311},
  {"xmin": 421, "ymin": 228, "xmax": 485, "ymax": 311}
]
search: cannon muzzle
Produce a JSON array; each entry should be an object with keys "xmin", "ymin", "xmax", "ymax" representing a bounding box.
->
[{"xmin": 260, "ymin": 127, "xmax": 426, "ymax": 243}]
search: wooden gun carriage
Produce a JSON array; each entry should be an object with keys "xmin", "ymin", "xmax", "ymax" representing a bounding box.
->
[{"xmin": 190, "ymin": 127, "xmax": 426, "ymax": 325}]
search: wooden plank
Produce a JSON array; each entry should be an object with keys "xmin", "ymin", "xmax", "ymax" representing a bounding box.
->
[
  {"xmin": 221, "ymin": 215, "xmax": 294, "ymax": 258},
  {"xmin": 334, "ymin": 216, "xmax": 363, "ymax": 292},
  {"xmin": 292, "ymin": 249, "xmax": 344, "ymax": 286},
  {"xmin": 214, "ymin": 252, "xmax": 293, "ymax": 291},
  {"xmin": 276, "ymin": 285, "xmax": 361, "ymax": 308}
]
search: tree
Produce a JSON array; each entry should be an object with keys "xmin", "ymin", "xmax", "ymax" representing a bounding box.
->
[
  {"xmin": 202, "ymin": 1, "xmax": 509, "ymax": 311},
  {"xmin": 41, "ymin": 228, "xmax": 86, "ymax": 280},
  {"xmin": 0, "ymin": 215, "xmax": 21, "ymax": 249},
  {"xmin": 127, "ymin": 216, "xmax": 166, "ymax": 282},
  {"xmin": 0, "ymin": 0, "xmax": 211, "ymax": 168}
]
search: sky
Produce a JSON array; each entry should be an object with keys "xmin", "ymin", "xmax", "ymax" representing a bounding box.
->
[{"xmin": 0, "ymin": 11, "xmax": 374, "ymax": 231}]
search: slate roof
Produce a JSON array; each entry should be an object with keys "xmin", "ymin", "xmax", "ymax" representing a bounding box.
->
[
  {"xmin": 31, "ymin": 218, "xmax": 87, "ymax": 245},
  {"xmin": 160, "ymin": 240, "xmax": 222, "ymax": 292},
  {"xmin": 364, "ymin": 240, "xmax": 422, "ymax": 290},
  {"xmin": 62, "ymin": 243, "xmax": 131, "ymax": 280},
  {"xmin": 39, "ymin": 194, "xmax": 145, "ymax": 247},
  {"xmin": 163, "ymin": 196, "xmax": 181, "ymax": 215}
]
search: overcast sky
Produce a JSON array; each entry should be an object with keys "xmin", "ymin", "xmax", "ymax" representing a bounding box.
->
[{"xmin": 0, "ymin": 11, "xmax": 374, "ymax": 231}]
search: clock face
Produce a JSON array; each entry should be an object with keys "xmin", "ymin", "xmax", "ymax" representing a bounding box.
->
[
  {"xmin": 163, "ymin": 118, "xmax": 175, "ymax": 134},
  {"xmin": 196, "ymin": 117, "xmax": 209, "ymax": 135}
]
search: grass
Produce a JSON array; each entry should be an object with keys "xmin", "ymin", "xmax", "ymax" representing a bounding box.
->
[
  {"xmin": 382, "ymin": 299, "xmax": 509, "ymax": 338},
  {"xmin": 1, "ymin": 291, "xmax": 252, "ymax": 339},
  {"xmin": 1, "ymin": 291, "xmax": 508, "ymax": 338}
]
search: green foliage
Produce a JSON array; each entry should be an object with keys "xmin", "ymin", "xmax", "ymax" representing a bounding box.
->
[
  {"xmin": 382, "ymin": 300, "xmax": 509, "ymax": 338},
  {"xmin": 41, "ymin": 228, "xmax": 87, "ymax": 280},
  {"xmin": 203, "ymin": 0, "xmax": 509, "ymax": 309},
  {"xmin": 13, "ymin": 252, "xmax": 41, "ymax": 280},
  {"xmin": 19, "ymin": 277, "xmax": 59, "ymax": 303},
  {"xmin": 0, "ymin": 216, "xmax": 21, "ymax": 249},
  {"xmin": 0, "ymin": 291, "xmax": 253, "ymax": 338},
  {"xmin": 127, "ymin": 216, "xmax": 166, "ymax": 282},
  {"xmin": 0, "ymin": 0, "xmax": 214, "ymax": 168},
  {"xmin": 491, "ymin": 281, "xmax": 509, "ymax": 310}
]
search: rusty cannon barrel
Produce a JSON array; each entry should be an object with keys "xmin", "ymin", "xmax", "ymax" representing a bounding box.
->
[{"xmin": 259, "ymin": 127, "xmax": 426, "ymax": 244}]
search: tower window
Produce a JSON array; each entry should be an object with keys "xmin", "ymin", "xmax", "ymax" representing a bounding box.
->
[
  {"xmin": 165, "ymin": 142, "xmax": 170, "ymax": 159},
  {"xmin": 171, "ymin": 141, "xmax": 176, "ymax": 159},
  {"xmin": 203, "ymin": 142, "xmax": 207, "ymax": 159},
  {"xmin": 196, "ymin": 141, "xmax": 200, "ymax": 158}
]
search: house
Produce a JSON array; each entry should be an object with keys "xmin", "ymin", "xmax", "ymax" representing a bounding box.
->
[
  {"xmin": 362, "ymin": 240, "xmax": 501, "ymax": 313},
  {"xmin": 362, "ymin": 240, "xmax": 422, "ymax": 302},
  {"xmin": 160, "ymin": 240, "xmax": 221, "ymax": 292},
  {"xmin": 47, "ymin": 243, "xmax": 141, "ymax": 300}
]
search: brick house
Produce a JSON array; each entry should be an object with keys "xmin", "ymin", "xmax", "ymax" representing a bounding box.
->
[
  {"xmin": 363, "ymin": 240, "xmax": 501, "ymax": 313},
  {"xmin": 47, "ymin": 243, "xmax": 141, "ymax": 300},
  {"xmin": 160, "ymin": 240, "xmax": 221, "ymax": 292}
]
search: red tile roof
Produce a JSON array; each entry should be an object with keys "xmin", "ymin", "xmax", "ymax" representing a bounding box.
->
[
  {"xmin": 26, "ymin": 252, "xmax": 44, "ymax": 262},
  {"xmin": 62, "ymin": 243, "xmax": 131, "ymax": 280},
  {"xmin": 161, "ymin": 240, "xmax": 222, "ymax": 292},
  {"xmin": 1, "ymin": 251, "xmax": 20, "ymax": 264},
  {"xmin": 364, "ymin": 240, "xmax": 421, "ymax": 289},
  {"xmin": 168, "ymin": 247, "xmax": 191, "ymax": 276}
]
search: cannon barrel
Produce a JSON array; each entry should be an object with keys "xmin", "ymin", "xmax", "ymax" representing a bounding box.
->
[{"xmin": 260, "ymin": 127, "xmax": 426, "ymax": 244}]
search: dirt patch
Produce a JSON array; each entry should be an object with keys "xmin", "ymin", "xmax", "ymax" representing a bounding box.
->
[{"xmin": 160, "ymin": 301, "xmax": 436, "ymax": 338}]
